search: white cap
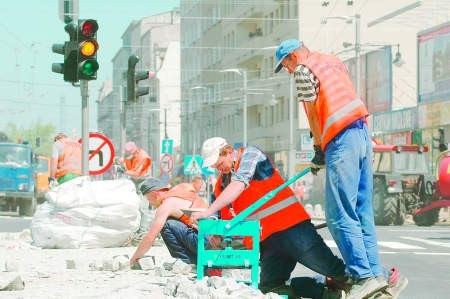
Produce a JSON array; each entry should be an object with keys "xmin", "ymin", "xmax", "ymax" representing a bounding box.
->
[{"xmin": 201, "ymin": 137, "xmax": 228, "ymax": 167}]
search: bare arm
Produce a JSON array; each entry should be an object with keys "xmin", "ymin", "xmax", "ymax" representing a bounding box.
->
[
  {"xmin": 130, "ymin": 205, "xmax": 170, "ymax": 265},
  {"xmin": 304, "ymin": 101, "xmax": 322, "ymax": 146},
  {"xmin": 191, "ymin": 180, "xmax": 245, "ymax": 223}
]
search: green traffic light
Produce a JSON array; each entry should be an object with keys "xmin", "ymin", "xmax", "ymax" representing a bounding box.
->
[{"xmin": 80, "ymin": 60, "xmax": 99, "ymax": 76}]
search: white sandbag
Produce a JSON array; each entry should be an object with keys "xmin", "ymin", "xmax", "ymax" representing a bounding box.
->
[{"xmin": 31, "ymin": 177, "xmax": 141, "ymax": 249}]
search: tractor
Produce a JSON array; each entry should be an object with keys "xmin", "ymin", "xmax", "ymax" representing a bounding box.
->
[{"xmin": 372, "ymin": 144, "xmax": 437, "ymax": 226}]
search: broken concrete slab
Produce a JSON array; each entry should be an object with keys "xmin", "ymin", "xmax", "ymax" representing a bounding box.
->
[{"xmin": 0, "ymin": 272, "xmax": 25, "ymax": 291}]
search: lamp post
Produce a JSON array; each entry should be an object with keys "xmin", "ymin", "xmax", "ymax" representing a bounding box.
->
[
  {"xmin": 322, "ymin": 14, "xmax": 361, "ymax": 95},
  {"xmin": 220, "ymin": 68, "xmax": 247, "ymax": 146}
]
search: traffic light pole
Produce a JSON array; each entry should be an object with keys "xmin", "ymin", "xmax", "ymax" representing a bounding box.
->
[
  {"xmin": 80, "ymin": 80, "xmax": 89, "ymax": 176},
  {"xmin": 120, "ymin": 85, "xmax": 127, "ymax": 153}
]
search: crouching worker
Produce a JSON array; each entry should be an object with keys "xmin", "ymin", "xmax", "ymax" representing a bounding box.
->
[
  {"xmin": 191, "ymin": 137, "xmax": 348, "ymax": 298},
  {"xmin": 130, "ymin": 178, "xmax": 218, "ymax": 267}
]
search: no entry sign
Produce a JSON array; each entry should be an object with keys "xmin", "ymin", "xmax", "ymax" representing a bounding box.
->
[{"xmin": 85, "ymin": 132, "xmax": 115, "ymax": 175}]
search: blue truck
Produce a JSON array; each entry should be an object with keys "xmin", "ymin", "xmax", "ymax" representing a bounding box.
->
[{"xmin": 0, "ymin": 142, "xmax": 37, "ymax": 216}]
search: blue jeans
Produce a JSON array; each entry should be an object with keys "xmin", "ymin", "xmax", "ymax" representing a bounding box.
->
[
  {"xmin": 260, "ymin": 220, "xmax": 346, "ymax": 297},
  {"xmin": 324, "ymin": 119, "xmax": 384, "ymax": 278},
  {"xmin": 160, "ymin": 219, "xmax": 202, "ymax": 264}
]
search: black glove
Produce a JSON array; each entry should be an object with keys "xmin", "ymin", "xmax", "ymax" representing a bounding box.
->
[
  {"xmin": 117, "ymin": 166, "xmax": 125, "ymax": 174},
  {"xmin": 48, "ymin": 177, "xmax": 55, "ymax": 184},
  {"xmin": 311, "ymin": 145, "xmax": 325, "ymax": 175}
]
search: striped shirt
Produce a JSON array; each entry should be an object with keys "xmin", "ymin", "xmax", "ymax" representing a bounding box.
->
[
  {"xmin": 231, "ymin": 146, "xmax": 273, "ymax": 188},
  {"xmin": 294, "ymin": 65, "xmax": 319, "ymax": 102}
]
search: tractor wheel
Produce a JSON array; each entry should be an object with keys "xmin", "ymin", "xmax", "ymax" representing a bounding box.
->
[
  {"xmin": 394, "ymin": 197, "xmax": 406, "ymax": 225},
  {"xmin": 19, "ymin": 197, "xmax": 36, "ymax": 217},
  {"xmin": 413, "ymin": 209, "xmax": 439, "ymax": 226},
  {"xmin": 382, "ymin": 196, "xmax": 398, "ymax": 225},
  {"xmin": 373, "ymin": 178, "xmax": 390, "ymax": 225}
]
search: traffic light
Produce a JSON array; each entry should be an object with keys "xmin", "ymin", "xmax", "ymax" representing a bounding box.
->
[
  {"xmin": 127, "ymin": 55, "xmax": 150, "ymax": 102},
  {"xmin": 77, "ymin": 19, "xmax": 99, "ymax": 80},
  {"xmin": 52, "ymin": 23, "xmax": 78, "ymax": 82},
  {"xmin": 433, "ymin": 128, "xmax": 447, "ymax": 152}
]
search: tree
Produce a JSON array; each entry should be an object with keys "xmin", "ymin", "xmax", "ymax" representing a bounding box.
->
[{"xmin": 4, "ymin": 121, "xmax": 56, "ymax": 157}]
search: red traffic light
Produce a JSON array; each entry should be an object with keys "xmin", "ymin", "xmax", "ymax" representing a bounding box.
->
[{"xmin": 80, "ymin": 20, "xmax": 98, "ymax": 38}]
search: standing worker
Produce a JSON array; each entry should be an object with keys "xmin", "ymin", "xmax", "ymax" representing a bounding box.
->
[
  {"xmin": 274, "ymin": 39, "xmax": 407, "ymax": 298},
  {"xmin": 122, "ymin": 141, "xmax": 152, "ymax": 180},
  {"xmin": 49, "ymin": 133, "xmax": 82, "ymax": 185},
  {"xmin": 122, "ymin": 141, "xmax": 153, "ymax": 236}
]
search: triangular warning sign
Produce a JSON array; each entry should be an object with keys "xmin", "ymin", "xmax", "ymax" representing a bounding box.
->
[{"xmin": 185, "ymin": 157, "xmax": 202, "ymax": 174}]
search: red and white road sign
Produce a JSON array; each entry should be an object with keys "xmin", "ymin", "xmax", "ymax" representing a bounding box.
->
[
  {"xmin": 160, "ymin": 154, "xmax": 174, "ymax": 173},
  {"xmin": 85, "ymin": 132, "xmax": 115, "ymax": 175}
]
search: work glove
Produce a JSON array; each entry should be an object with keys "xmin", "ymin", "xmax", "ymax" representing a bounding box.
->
[{"xmin": 311, "ymin": 145, "xmax": 325, "ymax": 176}]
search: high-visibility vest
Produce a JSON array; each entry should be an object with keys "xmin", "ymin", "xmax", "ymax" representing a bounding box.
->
[
  {"xmin": 55, "ymin": 138, "xmax": 82, "ymax": 178},
  {"xmin": 214, "ymin": 148, "xmax": 310, "ymax": 242},
  {"xmin": 300, "ymin": 52, "xmax": 369, "ymax": 150},
  {"xmin": 124, "ymin": 148, "xmax": 152, "ymax": 177}
]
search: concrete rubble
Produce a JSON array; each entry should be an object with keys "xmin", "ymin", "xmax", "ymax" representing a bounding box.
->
[{"xmin": 0, "ymin": 229, "xmax": 283, "ymax": 298}]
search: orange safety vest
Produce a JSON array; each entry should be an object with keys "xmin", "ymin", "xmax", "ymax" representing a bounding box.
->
[
  {"xmin": 161, "ymin": 182, "xmax": 208, "ymax": 229},
  {"xmin": 124, "ymin": 148, "xmax": 152, "ymax": 177},
  {"xmin": 55, "ymin": 138, "xmax": 82, "ymax": 178},
  {"xmin": 214, "ymin": 148, "xmax": 310, "ymax": 242},
  {"xmin": 300, "ymin": 52, "xmax": 369, "ymax": 150}
]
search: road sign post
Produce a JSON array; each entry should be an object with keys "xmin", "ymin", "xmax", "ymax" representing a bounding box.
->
[{"xmin": 160, "ymin": 154, "xmax": 174, "ymax": 174}]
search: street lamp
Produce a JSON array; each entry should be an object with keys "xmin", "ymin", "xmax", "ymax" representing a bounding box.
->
[
  {"xmin": 220, "ymin": 68, "xmax": 248, "ymax": 146},
  {"xmin": 342, "ymin": 42, "xmax": 404, "ymax": 67},
  {"xmin": 322, "ymin": 14, "xmax": 361, "ymax": 95}
]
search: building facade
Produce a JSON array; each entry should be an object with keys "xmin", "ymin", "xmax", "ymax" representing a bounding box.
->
[{"xmin": 97, "ymin": 9, "xmax": 180, "ymax": 176}]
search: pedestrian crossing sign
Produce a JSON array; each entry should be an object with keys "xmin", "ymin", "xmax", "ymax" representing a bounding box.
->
[{"xmin": 184, "ymin": 155, "xmax": 203, "ymax": 175}]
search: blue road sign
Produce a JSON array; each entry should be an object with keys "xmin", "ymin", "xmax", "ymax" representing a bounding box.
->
[{"xmin": 161, "ymin": 139, "xmax": 173, "ymax": 154}]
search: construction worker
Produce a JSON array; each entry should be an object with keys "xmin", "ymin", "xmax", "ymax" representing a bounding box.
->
[
  {"xmin": 130, "ymin": 178, "xmax": 215, "ymax": 267},
  {"xmin": 49, "ymin": 133, "xmax": 82, "ymax": 185},
  {"xmin": 191, "ymin": 137, "xmax": 347, "ymax": 298},
  {"xmin": 122, "ymin": 141, "xmax": 152, "ymax": 180},
  {"xmin": 274, "ymin": 39, "xmax": 407, "ymax": 298}
]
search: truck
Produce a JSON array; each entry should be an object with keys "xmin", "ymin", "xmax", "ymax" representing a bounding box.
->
[
  {"xmin": 0, "ymin": 142, "xmax": 37, "ymax": 216},
  {"xmin": 35, "ymin": 155, "xmax": 50, "ymax": 203},
  {"xmin": 372, "ymin": 144, "xmax": 439, "ymax": 226}
]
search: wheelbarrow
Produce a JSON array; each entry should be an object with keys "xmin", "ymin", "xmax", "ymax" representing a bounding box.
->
[{"xmin": 196, "ymin": 167, "xmax": 313, "ymax": 290}]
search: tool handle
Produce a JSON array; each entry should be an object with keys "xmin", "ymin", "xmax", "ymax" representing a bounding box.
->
[{"xmin": 227, "ymin": 167, "xmax": 311, "ymax": 228}]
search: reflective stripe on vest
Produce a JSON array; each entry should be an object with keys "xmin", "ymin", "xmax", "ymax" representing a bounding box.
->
[
  {"xmin": 322, "ymin": 98, "xmax": 364, "ymax": 140},
  {"xmin": 246, "ymin": 196, "xmax": 298, "ymax": 220}
]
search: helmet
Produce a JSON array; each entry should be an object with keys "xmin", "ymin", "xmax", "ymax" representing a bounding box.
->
[
  {"xmin": 201, "ymin": 137, "xmax": 228, "ymax": 167},
  {"xmin": 54, "ymin": 132, "xmax": 67, "ymax": 142},
  {"xmin": 140, "ymin": 178, "xmax": 168, "ymax": 195},
  {"xmin": 124, "ymin": 141, "xmax": 137, "ymax": 158}
]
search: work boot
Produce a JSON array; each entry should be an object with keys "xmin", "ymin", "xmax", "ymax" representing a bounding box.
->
[
  {"xmin": 326, "ymin": 276, "xmax": 352, "ymax": 293},
  {"xmin": 346, "ymin": 277, "xmax": 388, "ymax": 299}
]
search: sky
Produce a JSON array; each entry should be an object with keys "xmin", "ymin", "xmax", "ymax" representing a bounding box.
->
[{"xmin": 0, "ymin": 0, "xmax": 180, "ymax": 135}]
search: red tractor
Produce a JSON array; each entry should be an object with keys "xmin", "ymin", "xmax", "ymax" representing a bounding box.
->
[{"xmin": 412, "ymin": 150, "xmax": 450, "ymax": 225}]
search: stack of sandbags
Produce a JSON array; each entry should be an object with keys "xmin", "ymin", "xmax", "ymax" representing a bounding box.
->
[{"xmin": 31, "ymin": 177, "xmax": 141, "ymax": 249}]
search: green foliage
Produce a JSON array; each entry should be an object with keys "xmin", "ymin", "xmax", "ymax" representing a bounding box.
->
[{"xmin": 4, "ymin": 121, "xmax": 57, "ymax": 157}]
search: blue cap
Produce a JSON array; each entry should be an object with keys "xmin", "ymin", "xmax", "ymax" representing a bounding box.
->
[{"xmin": 274, "ymin": 39, "xmax": 303, "ymax": 73}]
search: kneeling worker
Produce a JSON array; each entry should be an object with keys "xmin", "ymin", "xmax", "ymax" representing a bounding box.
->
[{"xmin": 130, "ymin": 178, "xmax": 218, "ymax": 266}]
